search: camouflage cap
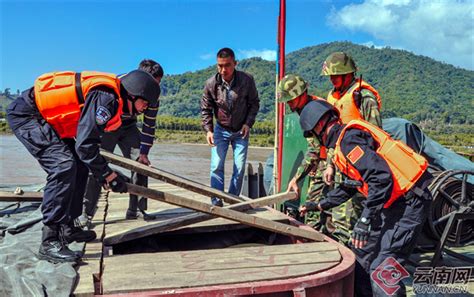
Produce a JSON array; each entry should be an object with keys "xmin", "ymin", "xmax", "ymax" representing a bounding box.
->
[
  {"xmin": 321, "ymin": 52, "xmax": 357, "ymax": 76},
  {"xmin": 277, "ymin": 74, "xmax": 308, "ymax": 103}
]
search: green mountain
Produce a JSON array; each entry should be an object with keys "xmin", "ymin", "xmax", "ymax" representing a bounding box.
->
[
  {"xmin": 159, "ymin": 41, "xmax": 473, "ymax": 125},
  {"xmin": 1, "ymin": 41, "xmax": 472, "ymax": 126}
]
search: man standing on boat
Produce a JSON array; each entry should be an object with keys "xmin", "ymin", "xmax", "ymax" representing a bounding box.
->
[
  {"xmin": 320, "ymin": 52, "xmax": 383, "ymax": 231},
  {"xmin": 201, "ymin": 48, "xmax": 260, "ymax": 206},
  {"xmin": 277, "ymin": 74, "xmax": 332, "ymax": 231},
  {"xmin": 6, "ymin": 70, "xmax": 160, "ymax": 263},
  {"xmin": 81, "ymin": 59, "xmax": 163, "ymax": 223},
  {"xmin": 298, "ymin": 100, "xmax": 432, "ymax": 296}
]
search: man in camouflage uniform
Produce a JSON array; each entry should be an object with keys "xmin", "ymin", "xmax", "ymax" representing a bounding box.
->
[
  {"xmin": 321, "ymin": 52, "xmax": 382, "ymax": 232},
  {"xmin": 277, "ymin": 74, "xmax": 333, "ymax": 233}
]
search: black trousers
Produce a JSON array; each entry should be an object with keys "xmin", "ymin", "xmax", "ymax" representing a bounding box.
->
[
  {"xmin": 352, "ymin": 189, "xmax": 432, "ymax": 297},
  {"xmin": 7, "ymin": 97, "xmax": 88, "ymax": 225},
  {"xmin": 83, "ymin": 123, "xmax": 148, "ymax": 216}
]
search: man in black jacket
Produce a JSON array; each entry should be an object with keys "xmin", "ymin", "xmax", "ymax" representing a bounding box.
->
[
  {"xmin": 298, "ymin": 100, "xmax": 432, "ymax": 296},
  {"xmin": 201, "ymin": 48, "xmax": 260, "ymax": 206},
  {"xmin": 7, "ymin": 70, "xmax": 159, "ymax": 263}
]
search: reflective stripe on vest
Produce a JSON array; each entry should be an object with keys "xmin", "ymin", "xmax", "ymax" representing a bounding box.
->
[
  {"xmin": 327, "ymin": 79, "xmax": 381, "ymax": 124},
  {"xmin": 333, "ymin": 120, "xmax": 428, "ymax": 208},
  {"xmin": 34, "ymin": 71, "xmax": 123, "ymax": 138}
]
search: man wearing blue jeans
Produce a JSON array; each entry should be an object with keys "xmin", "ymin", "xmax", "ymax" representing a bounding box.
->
[{"xmin": 201, "ymin": 48, "xmax": 260, "ymax": 206}]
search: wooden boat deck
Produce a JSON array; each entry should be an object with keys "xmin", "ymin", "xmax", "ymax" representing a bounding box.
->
[
  {"xmin": 74, "ymin": 182, "xmax": 346, "ymax": 296},
  {"xmin": 101, "ymin": 242, "xmax": 340, "ymax": 294}
]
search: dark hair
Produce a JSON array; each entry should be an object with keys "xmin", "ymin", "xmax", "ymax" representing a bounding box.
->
[
  {"xmin": 138, "ymin": 59, "xmax": 164, "ymax": 79},
  {"xmin": 216, "ymin": 48, "xmax": 235, "ymax": 60}
]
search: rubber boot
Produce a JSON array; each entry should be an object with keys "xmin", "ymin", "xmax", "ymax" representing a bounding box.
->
[
  {"xmin": 38, "ymin": 224, "xmax": 78, "ymax": 263},
  {"xmin": 62, "ymin": 223, "xmax": 97, "ymax": 243}
]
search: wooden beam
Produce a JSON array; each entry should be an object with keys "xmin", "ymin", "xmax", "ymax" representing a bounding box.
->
[
  {"xmin": 101, "ymin": 150, "xmax": 244, "ymax": 205},
  {"xmin": 104, "ymin": 191, "xmax": 297, "ymax": 245},
  {"xmin": 126, "ymin": 184, "xmax": 324, "ymax": 242},
  {"xmin": 0, "ymin": 191, "xmax": 42, "ymax": 202}
]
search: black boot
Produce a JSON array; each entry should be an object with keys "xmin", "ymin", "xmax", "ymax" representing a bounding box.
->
[
  {"xmin": 62, "ymin": 223, "xmax": 96, "ymax": 243},
  {"xmin": 39, "ymin": 224, "xmax": 78, "ymax": 263},
  {"xmin": 125, "ymin": 209, "xmax": 138, "ymax": 219}
]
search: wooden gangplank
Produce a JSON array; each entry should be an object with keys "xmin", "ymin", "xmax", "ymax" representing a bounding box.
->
[
  {"xmin": 101, "ymin": 242, "xmax": 341, "ymax": 294},
  {"xmin": 104, "ymin": 191, "xmax": 297, "ymax": 245},
  {"xmin": 102, "ymin": 152, "xmax": 322, "ymax": 242},
  {"xmin": 102, "ymin": 150, "xmax": 244, "ymax": 204},
  {"xmin": 127, "ymin": 184, "xmax": 324, "ymax": 242},
  {"xmin": 102, "ymin": 184, "xmax": 294, "ymax": 245}
]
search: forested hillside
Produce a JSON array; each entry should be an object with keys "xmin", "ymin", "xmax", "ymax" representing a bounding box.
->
[{"xmin": 159, "ymin": 41, "xmax": 472, "ymax": 125}]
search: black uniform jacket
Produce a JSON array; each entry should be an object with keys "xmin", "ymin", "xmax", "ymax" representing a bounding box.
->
[{"xmin": 75, "ymin": 87, "xmax": 121, "ymax": 182}]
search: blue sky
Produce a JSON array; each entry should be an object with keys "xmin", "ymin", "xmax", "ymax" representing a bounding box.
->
[{"xmin": 1, "ymin": 0, "xmax": 472, "ymax": 91}]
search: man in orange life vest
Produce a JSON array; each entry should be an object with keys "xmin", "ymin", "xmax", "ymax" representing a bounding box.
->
[
  {"xmin": 81, "ymin": 60, "xmax": 163, "ymax": 223},
  {"xmin": 321, "ymin": 52, "xmax": 383, "ymax": 232},
  {"xmin": 6, "ymin": 70, "xmax": 160, "ymax": 263},
  {"xmin": 298, "ymin": 100, "xmax": 433, "ymax": 296}
]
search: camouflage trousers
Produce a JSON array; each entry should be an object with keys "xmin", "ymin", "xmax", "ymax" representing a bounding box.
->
[{"xmin": 304, "ymin": 164, "xmax": 364, "ymax": 244}]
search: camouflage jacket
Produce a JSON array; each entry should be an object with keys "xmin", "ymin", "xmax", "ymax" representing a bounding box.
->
[{"xmin": 295, "ymin": 84, "xmax": 382, "ymax": 181}]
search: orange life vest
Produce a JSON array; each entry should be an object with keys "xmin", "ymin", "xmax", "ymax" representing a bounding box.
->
[
  {"xmin": 333, "ymin": 120, "xmax": 428, "ymax": 208},
  {"xmin": 327, "ymin": 79, "xmax": 381, "ymax": 124},
  {"xmin": 309, "ymin": 95, "xmax": 327, "ymax": 159},
  {"xmin": 34, "ymin": 71, "xmax": 124, "ymax": 138}
]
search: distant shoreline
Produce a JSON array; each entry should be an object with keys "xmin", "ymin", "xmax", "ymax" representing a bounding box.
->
[
  {"xmin": 178, "ymin": 142, "xmax": 273, "ymax": 150},
  {"xmin": 0, "ymin": 133, "xmax": 274, "ymax": 149}
]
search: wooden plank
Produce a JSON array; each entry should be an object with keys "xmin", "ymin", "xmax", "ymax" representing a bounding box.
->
[
  {"xmin": 104, "ymin": 191, "xmax": 297, "ymax": 245},
  {"xmin": 103, "ymin": 262, "xmax": 339, "ymax": 294},
  {"xmin": 0, "ymin": 191, "xmax": 42, "ymax": 202},
  {"xmin": 174, "ymin": 241, "xmax": 338, "ymax": 253},
  {"xmin": 126, "ymin": 184, "xmax": 325, "ymax": 242},
  {"xmin": 107, "ymin": 250, "xmax": 340, "ymax": 272},
  {"xmin": 101, "ymin": 242, "xmax": 341, "ymax": 293},
  {"xmin": 138, "ymin": 241, "xmax": 337, "ymax": 257},
  {"xmin": 104, "ymin": 205, "xmax": 290, "ymax": 243},
  {"xmin": 101, "ymin": 150, "xmax": 245, "ymax": 204},
  {"xmin": 105, "ymin": 241, "xmax": 335, "ymax": 264}
]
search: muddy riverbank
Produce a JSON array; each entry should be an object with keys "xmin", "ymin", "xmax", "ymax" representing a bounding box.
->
[{"xmin": 0, "ymin": 135, "xmax": 273, "ymax": 190}]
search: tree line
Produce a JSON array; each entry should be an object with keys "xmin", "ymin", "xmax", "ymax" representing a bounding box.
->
[{"xmin": 151, "ymin": 115, "xmax": 274, "ymax": 135}]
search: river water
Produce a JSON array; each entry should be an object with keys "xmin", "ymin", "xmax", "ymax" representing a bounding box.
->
[{"xmin": 0, "ymin": 135, "xmax": 273, "ymax": 190}]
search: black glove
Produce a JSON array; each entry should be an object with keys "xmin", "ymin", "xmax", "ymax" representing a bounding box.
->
[
  {"xmin": 352, "ymin": 218, "xmax": 371, "ymax": 244},
  {"xmin": 108, "ymin": 171, "xmax": 129, "ymax": 193}
]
